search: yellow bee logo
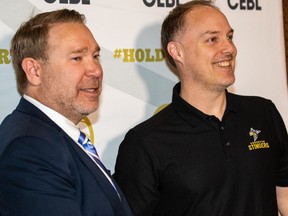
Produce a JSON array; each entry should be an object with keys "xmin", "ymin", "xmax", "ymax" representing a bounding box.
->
[{"xmin": 249, "ymin": 128, "xmax": 261, "ymax": 142}]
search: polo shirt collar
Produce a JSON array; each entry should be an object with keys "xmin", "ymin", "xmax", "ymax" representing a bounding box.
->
[{"xmin": 171, "ymin": 82, "xmax": 239, "ymax": 127}]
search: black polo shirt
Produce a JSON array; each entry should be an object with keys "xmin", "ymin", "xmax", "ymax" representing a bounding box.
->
[{"xmin": 114, "ymin": 83, "xmax": 288, "ymax": 216}]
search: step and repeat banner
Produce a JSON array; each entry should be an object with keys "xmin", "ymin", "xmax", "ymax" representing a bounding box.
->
[{"xmin": 0, "ymin": 0, "xmax": 287, "ymax": 171}]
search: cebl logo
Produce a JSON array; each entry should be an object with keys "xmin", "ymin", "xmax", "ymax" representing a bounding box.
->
[
  {"xmin": 228, "ymin": 0, "xmax": 262, "ymax": 10},
  {"xmin": 143, "ymin": 0, "xmax": 179, "ymax": 7},
  {"xmin": 44, "ymin": 0, "xmax": 90, "ymax": 4}
]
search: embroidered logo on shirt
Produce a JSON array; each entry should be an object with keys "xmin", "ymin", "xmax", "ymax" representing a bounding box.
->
[
  {"xmin": 248, "ymin": 128, "xmax": 270, "ymax": 151},
  {"xmin": 249, "ymin": 128, "xmax": 261, "ymax": 141}
]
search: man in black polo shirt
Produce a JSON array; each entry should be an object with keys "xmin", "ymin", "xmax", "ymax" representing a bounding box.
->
[{"xmin": 114, "ymin": 1, "xmax": 288, "ymax": 215}]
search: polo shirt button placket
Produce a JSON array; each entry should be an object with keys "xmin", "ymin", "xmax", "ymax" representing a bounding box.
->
[{"xmin": 221, "ymin": 127, "xmax": 231, "ymax": 147}]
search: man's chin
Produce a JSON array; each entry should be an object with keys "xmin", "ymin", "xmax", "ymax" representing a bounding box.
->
[{"xmin": 80, "ymin": 107, "xmax": 99, "ymax": 116}]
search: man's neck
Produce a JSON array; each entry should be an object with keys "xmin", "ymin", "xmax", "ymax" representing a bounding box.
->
[{"xmin": 179, "ymin": 84, "xmax": 227, "ymax": 120}]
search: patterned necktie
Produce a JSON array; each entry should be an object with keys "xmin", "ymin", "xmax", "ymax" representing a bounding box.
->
[{"xmin": 78, "ymin": 131, "xmax": 120, "ymax": 198}]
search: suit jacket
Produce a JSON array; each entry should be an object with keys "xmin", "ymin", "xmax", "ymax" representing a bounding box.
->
[{"xmin": 0, "ymin": 98, "xmax": 132, "ymax": 216}]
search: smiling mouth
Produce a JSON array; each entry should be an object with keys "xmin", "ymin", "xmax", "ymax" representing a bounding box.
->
[
  {"xmin": 80, "ymin": 87, "xmax": 101, "ymax": 97},
  {"xmin": 214, "ymin": 60, "xmax": 232, "ymax": 67},
  {"xmin": 81, "ymin": 88, "xmax": 97, "ymax": 92}
]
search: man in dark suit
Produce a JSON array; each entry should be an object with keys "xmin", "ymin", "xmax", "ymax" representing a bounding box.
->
[{"xmin": 0, "ymin": 9, "xmax": 132, "ymax": 216}]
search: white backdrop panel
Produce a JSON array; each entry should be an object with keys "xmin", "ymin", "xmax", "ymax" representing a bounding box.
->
[{"xmin": 0, "ymin": 0, "xmax": 287, "ymax": 171}]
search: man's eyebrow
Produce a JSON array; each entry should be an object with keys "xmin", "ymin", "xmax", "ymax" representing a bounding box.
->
[
  {"xmin": 201, "ymin": 30, "xmax": 220, "ymax": 38},
  {"xmin": 201, "ymin": 28, "xmax": 234, "ymax": 37},
  {"xmin": 70, "ymin": 46, "xmax": 101, "ymax": 54},
  {"xmin": 228, "ymin": 28, "xmax": 234, "ymax": 34},
  {"xmin": 71, "ymin": 47, "xmax": 88, "ymax": 54},
  {"xmin": 203, "ymin": 30, "xmax": 220, "ymax": 35}
]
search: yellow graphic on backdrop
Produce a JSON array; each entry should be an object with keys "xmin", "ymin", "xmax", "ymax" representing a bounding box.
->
[
  {"xmin": 113, "ymin": 48, "xmax": 164, "ymax": 62},
  {"xmin": 0, "ymin": 49, "xmax": 11, "ymax": 64},
  {"xmin": 79, "ymin": 116, "xmax": 95, "ymax": 144},
  {"xmin": 154, "ymin": 104, "xmax": 169, "ymax": 115}
]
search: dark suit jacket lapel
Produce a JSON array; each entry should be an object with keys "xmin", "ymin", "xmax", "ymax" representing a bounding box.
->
[{"xmin": 65, "ymin": 136, "xmax": 125, "ymax": 213}]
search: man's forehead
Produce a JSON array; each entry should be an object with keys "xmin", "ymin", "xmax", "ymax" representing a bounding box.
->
[
  {"xmin": 184, "ymin": 7, "xmax": 231, "ymax": 31},
  {"xmin": 46, "ymin": 23, "xmax": 98, "ymax": 53}
]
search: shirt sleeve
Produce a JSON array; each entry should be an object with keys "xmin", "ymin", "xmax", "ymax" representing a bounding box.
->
[
  {"xmin": 114, "ymin": 129, "xmax": 160, "ymax": 216},
  {"xmin": 270, "ymin": 102, "xmax": 288, "ymax": 186}
]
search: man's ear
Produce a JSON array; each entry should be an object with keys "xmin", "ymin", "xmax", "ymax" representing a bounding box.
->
[
  {"xmin": 167, "ymin": 41, "xmax": 183, "ymax": 64},
  {"xmin": 21, "ymin": 57, "xmax": 41, "ymax": 86}
]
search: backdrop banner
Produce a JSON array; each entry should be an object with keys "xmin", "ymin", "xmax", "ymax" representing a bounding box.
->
[{"xmin": 0, "ymin": 0, "xmax": 287, "ymax": 171}]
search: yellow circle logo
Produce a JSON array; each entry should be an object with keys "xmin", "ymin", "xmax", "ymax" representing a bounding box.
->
[
  {"xmin": 154, "ymin": 104, "xmax": 169, "ymax": 115},
  {"xmin": 79, "ymin": 116, "xmax": 95, "ymax": 144}
]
